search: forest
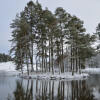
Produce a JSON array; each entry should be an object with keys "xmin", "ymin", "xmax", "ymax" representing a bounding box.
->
[
  {"xmin": 0, "ymin": 53, "xmax": 13, "ymax": 62},
  {"xmin": 10, "ymin": 1, "xmax": 100, "ymax": 75}
]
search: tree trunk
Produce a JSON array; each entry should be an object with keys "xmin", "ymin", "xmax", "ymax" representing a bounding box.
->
[{"xmin": 49, "ymin": 39, "xmax": 51, "ymax": 72}]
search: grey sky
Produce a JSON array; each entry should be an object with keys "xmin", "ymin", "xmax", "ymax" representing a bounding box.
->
[{"xmin": 0, "ymin": 0, "xmax": 100, "ymax": 54}]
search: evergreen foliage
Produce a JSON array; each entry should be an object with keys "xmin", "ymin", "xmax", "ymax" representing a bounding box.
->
[
  {"xmin": 10, "ymin": 1, "xmax": 95, "ymax": 75},
  {"xmin": 0, "ymin": 53, "xmax": 13, "ymax": 62}
]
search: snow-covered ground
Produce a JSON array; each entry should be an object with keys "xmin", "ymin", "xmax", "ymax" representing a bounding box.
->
[
  {"xmin": 20, "ymin": 72, "xmax": 88, "ymax": 80},
  {"xmin": 0, "ymin": 61, "xmax": 20, "ymax": 76},
  {"xmin": 82, "ymin": 68, "xmax": 100, "ymax": 74},
  {"xmin": 1, "ymin": 62, "xmax": 100, "ymax": 80},
  {"xmin": 0, "ymin": 61, "xmax": 16, "ymax": 72},
  {"xmin": 0, "ymin": 61, "xmax": 39, "ymax": 74}
]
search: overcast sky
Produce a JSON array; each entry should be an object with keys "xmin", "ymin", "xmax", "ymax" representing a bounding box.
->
[{"xmin": 0, "ymin": 0, "xmax": 100, "ymax": 54}]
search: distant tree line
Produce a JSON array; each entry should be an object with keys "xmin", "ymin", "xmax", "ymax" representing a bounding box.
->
[
  {"xmin": 10, "ymin": 1, "xmax": 96, "ymax": 75},
  {"xmin": 0, "ymin": 53, "xmax": 13, "ymax": 62}
]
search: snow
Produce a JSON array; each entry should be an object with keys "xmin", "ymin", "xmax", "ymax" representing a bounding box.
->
[
  {"xmin": 22, "ymin": 64, "xmax": 40, "ymax": 72},
  {"xmin": 91, "ymin": 40, "xmax": 100, "ymax": 50},
  {"xmin": 0, "ymin": 62, "xmax": 39, "ymax": 74},
  {"xmin": 2, "ymin": 61, "xmax": 100, "ymax": 80},
  {"xmin": 0, "ymin": 61, "xmax": 16, "ymax": 72},
  {"xmin": 0, "ymin": 61, "xmax": 19, "ymax": 76},
  {"xmin": 82, "ymin": 68, "xmax": 100, "ymax": 74},
  {"xmin": 20, "ymin": 72, "xmax": 89, "ymax": 80}
]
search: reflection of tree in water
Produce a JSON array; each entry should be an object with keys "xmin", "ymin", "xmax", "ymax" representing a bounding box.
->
[
  {"xmin": 7, "ymin": 79, "xmax": 95, "ymax": 100},
  {"xmin": 14, "ymin": 80, "xmax": 25, "ymax": 100},
  {"xmin": 71, "ymin": 80, "xmax": 95, "ymax": 100},
  {"xmin": 7, "ymin": 79, "xmax": 33, "ymax": 100},
  {"xmin": 34, "ymin": 80, "xmax": 95, "ymax": 100}
]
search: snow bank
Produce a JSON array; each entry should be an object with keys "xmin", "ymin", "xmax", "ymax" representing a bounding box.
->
[
  {"xmin": 0, "ymin": 61, "xmax": 16, "ymax": 72},
  {"xmin": 21, "ymin": 64, "xmax": 40, "ymax": 72},
  {"xmin": 0, "ymin": 62, "xmax": 89, "ymax": 80},
  {"xmin": 0, "ymin": 61, "xmax": 20, "ymax": 76},
  {"xmin": 82, "ymin": 68, "xmax": 100, "ymax": 74},
  {"xmin": 20, "ymin": 72, "xmax": 89, "ymax": 80},
  {"xmin": 0, "ymin": 61, "xmax": 39, "ymax": 73}
]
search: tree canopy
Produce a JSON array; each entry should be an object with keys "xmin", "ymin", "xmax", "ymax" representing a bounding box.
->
[{"xmin": 10, "ymin": 1, "xmax": 96, "ymax": 75}]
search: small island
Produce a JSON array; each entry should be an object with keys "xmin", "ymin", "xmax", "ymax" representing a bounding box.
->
[{"xmin": 0, "ymin": 0, "xmax": 100, "ymax": 100}]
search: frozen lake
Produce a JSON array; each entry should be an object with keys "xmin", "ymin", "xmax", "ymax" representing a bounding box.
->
[{"xmin": 0, "ymin": 72, "xmax": 100, "ymax": 100}]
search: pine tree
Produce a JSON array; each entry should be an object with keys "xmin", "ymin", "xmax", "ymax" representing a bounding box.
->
[
  {"xmin": 55, "ymin": 7, "xmax": 70, "ymax": 73},
  {"xmin": 96, "ymin": 23, "xmax": 100, "ymax": 51},
  {"xmin": 10, "ymin": 0, "xmax": 96, "ymax": 75}
]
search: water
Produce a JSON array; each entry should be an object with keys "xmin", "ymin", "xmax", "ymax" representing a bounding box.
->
[{"xmin": 0, "ymin": 73, "xmax": 100, "ymax": 100}]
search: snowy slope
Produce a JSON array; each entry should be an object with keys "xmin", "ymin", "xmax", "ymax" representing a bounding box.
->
[
  {"xmin": 82, "ymin": 68, "xmax": 100, "ymax": 74},
  {"xmin": 0, "ymin": 62, "xmax": 39, "ymax": 72},
  {"xmin": 1, "ymin": 62, "xmax": 100, "ymax": 80},
  {"xmin": 0, "ymin": 62, "xmax": 16, "ymax": 72}
]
